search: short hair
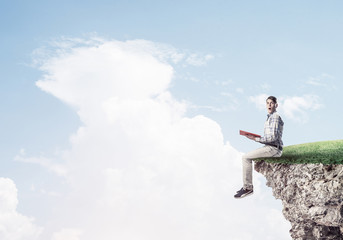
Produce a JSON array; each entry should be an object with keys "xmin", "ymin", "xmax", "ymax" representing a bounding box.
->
[{"xmin": 266, "ymin": 96, "xmax": 277, "ymax": 103}]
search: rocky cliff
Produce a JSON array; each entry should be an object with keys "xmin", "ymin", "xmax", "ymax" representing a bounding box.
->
[{"xmin": 254, "ymin": 161, "xmax": 343, "ymax": 240}]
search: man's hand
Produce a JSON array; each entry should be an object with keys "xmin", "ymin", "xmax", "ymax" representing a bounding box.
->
[{"xmin": 246, "ymin": 135, "xmax": 257, "ymax": 141}]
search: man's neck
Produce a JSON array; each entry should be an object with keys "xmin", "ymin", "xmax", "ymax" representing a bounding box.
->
[{"xmin": 268, "ymin": 110, "xmax": 276, "ymax": 116}]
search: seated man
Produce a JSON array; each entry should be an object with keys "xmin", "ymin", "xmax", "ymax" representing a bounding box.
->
[{"xmin": 234, "ymin": 96, "xmax": 284, "ymax": 198}]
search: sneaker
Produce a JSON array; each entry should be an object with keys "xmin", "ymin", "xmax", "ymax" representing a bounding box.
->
[{"xmin": 234, "ymin": 187, "xmax": 253, "ymax": 198}]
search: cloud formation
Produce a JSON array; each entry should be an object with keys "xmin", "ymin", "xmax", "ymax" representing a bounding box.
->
[
  {"xmin": 249, "ymin": 94, "xmax": 269, "ymax": 111},
  {"xmin": 306, "ymin": 73, "xmax": 335, "ymax": 89},
  {"xmin": 281, "ymin": 95, "xmax": 322, "ymax": 123},
  {"xmin": 249, "ymin": 94, "xmax": 322, "ymax": 123},
  {"xmin": 51, "ymin": 228, "xmax": 83, "ymax": 240},
  {"xmin": 28, "ymin": 38, "xmax": 291, "ymax": 239},
  {"xmin": 0, "ymin": 178, "xmax": 42, "ymax": 240}
]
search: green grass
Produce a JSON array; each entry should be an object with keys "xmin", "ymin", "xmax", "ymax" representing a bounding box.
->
[{"xmin": 254, "ymin": 140, "xmax": 343, "ymax": 164}]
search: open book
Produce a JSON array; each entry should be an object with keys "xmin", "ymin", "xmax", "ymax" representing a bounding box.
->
[{"xmin": 239, "ymin": 130, "xmax": 261, "ymax": 138}]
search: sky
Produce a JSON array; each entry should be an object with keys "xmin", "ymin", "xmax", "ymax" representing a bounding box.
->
[{"xmin": 1, "ymin": 0, "xmax": 343, "ymax": 239}]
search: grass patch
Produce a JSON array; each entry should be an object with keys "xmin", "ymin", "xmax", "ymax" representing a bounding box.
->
[{"xmin": 254, "ymin": 140, "xmax": 343, "ymax": 164}]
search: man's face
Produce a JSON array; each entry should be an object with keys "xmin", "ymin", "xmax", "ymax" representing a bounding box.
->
[{"xmin": 266, "ymin": 99, "xmax": 277, "ymax": 114}]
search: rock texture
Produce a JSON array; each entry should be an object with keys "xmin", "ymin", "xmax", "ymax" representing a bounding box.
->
[{"xmin": 255, "ymin": 161, "xmax": 343, "ymax": 240}]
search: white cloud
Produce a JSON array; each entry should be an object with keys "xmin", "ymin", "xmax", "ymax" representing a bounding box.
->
[
  {"xmin": 249, "ymin": 93, "xmax": 269, "ymax": 110},
  {"xmin": 306, "ymin": 73, "xmax": 336, "ymax": 89},
  {"xmin": 31, "ymin": 37, "xmax": 290, "ymax": 240},
  {"xmin": 215, "ymin": 79, "xmax": 233, "ymax": 86},
  {"xmin": 190, "ymin": 92, "xmax": 239, "ymax": 112},
  {"xmin": 236, "ymin": 87, "xmax": 244, "ymax": 94},
  {"xmin": 249, "ymin": 94, "xmax": 323, "ymax": 123},
  {"xmin": 0, "ymin": 178, "xmax": 42, "ymax": 240},
  {"xmin": 261, "ymin": 83, "xmax": 271, "ymax": 91},
  {"xmin": 14, "ymin": 150, "xmax": 67, "ymax": 177},
  {"xmin": 220, "ymin": 92, "xmax": 239, "ymax": 110},
  {"xmin": 51, "ymin": 228, "xmax": 82, "ymax": 240},
  {"xmin": 185, "ymin": 53, "xmax": 214, "ymax": 66},
  {"xmin": 266, "ymin": 208, "xmax": 292, "ymax": 233},
  {"xmin": 279, "ymin": 95, "xmax": 322, "ymax": 123}
]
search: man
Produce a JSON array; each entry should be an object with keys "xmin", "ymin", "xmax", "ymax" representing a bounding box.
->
[{"xmin": 234, "ymin": 96, "xmax": 284, "ymax": 198}]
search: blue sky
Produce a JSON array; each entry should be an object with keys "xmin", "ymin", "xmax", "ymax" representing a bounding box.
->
[{"xmin": 1, "ymin": 1, "xmax": 342, "ymax": 239}]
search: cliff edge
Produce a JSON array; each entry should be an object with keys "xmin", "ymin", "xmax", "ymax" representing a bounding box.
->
[{"xmin": 255, "ymin": 161, "xmax": 343, "ymax": 240}]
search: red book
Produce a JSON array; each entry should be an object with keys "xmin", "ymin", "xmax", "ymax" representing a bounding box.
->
[{"xmin": 239, "ymin": 130, "xmax": 261, "ymax": 138}]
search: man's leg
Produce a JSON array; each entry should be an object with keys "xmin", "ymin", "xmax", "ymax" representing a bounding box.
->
[
  {"xmin": 243, "ymin": 146, "xmax": 281, "ymax": 189},
  {"xmin": 235, "ymin": 146, "xmax": 281, "ymax": 198}
]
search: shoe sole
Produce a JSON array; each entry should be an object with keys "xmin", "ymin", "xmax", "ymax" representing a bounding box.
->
[{"xmin": 234, "ymin": 191, "xmax": 253, "ymax": 199}]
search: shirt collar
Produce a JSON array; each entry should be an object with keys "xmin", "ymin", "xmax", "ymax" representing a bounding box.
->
[{"xmin": 267, "ymin": 110, "xmax": 277, "ymax": 118}]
